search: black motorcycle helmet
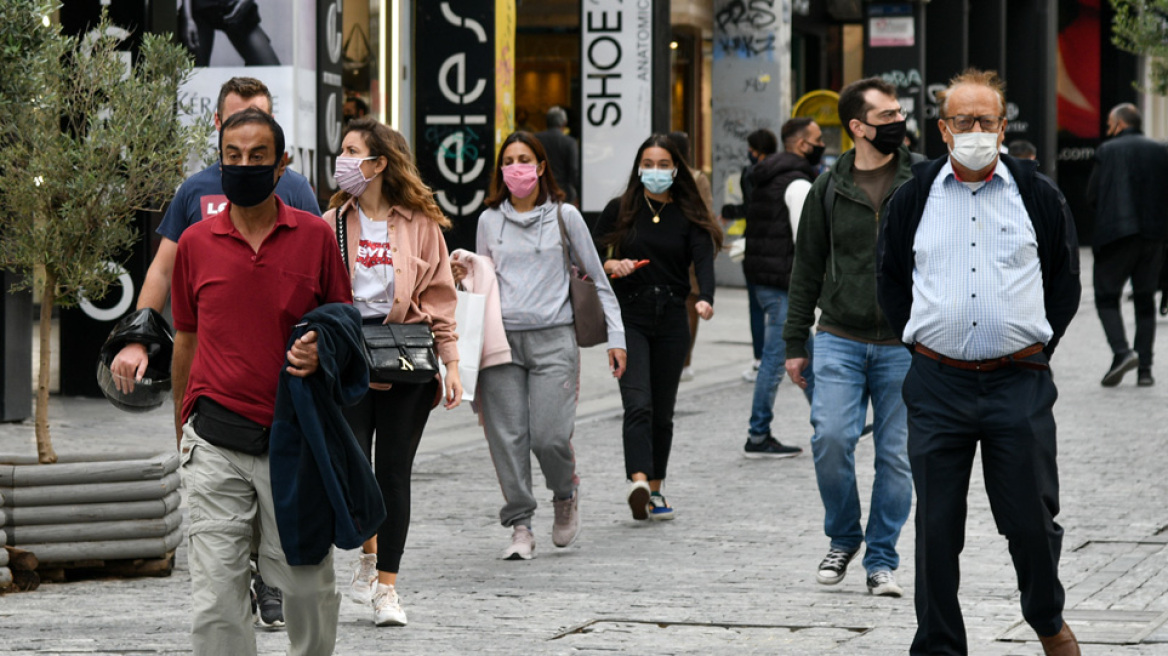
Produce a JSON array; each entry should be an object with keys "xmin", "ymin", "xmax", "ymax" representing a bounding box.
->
[{"xmin": 96, "ymin": 309, "xmax": 174, "ymax": 412}]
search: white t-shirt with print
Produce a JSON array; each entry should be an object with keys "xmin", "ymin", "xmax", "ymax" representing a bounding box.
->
[{"xmin": 351, "ymin": 205, "xmax": 396, "ymax": 319}]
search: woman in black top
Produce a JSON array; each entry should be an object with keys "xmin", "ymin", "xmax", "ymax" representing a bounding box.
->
[{"xmin": 594, "ymin": 134, "xmax": 723, "ymax": 520}]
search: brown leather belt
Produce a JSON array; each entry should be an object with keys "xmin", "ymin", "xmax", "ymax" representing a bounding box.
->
[{"xmin": 913, "ymin": 343, "xmax": 1048, "ymax": 372}]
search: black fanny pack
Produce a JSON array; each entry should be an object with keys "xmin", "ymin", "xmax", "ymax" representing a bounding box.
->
[{"xmin": 192, "ymin": 396, "xmax": 270, "ymax": 455}]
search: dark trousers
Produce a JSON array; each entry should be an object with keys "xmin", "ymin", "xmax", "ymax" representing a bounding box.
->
[
  {"xmin": 618, "ymin": 291, "xmax": 691, "ymax": 480},
  {"xmin": 1094, "ymin": 235, "xmax": 1164, "ymax": 367},
  {"xmin": 342, "ymin": 378, "xmax": 438, "ymax": 574},
  {"xmin": 903, "ymin": 352, "xmax": 1065, "ymax": 656}
]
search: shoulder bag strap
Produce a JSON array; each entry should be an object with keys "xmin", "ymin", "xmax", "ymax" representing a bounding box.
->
[
  {"xmin": 335, "ymin": 206, "xmax": 350, "ymax": 270},
  {"xmin": 554, "ymin": 203, "xmax": 576, "ymax": 270}
]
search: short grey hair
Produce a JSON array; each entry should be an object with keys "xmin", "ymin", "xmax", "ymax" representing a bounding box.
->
[
  {"xmin": 546, "ymin": 106, "xmax": 568, "ymax": 128},
  {"xmin": 1110, "ymin": 103, "xmax": 1142, "ymax": 131}
]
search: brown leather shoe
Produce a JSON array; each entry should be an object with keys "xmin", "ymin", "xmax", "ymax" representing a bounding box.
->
[{"xmin": 1039, "ymin": 622, "xmax": 1081, "ymax": 656}]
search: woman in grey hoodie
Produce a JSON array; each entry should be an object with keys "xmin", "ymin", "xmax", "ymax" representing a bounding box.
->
[{"xmin": 471, "ymin": 131, "xmax": 627, "ymax": 560}]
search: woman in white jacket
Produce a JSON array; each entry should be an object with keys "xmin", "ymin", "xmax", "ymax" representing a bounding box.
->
[{"xmin": 464, "ymin": 131, "xmax": 626, "ymax": 560}]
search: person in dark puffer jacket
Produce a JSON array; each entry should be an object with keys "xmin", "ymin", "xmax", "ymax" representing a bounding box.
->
[{"xmin": 742, "ymin": 121, "xmax": 824, "ymax": 458}]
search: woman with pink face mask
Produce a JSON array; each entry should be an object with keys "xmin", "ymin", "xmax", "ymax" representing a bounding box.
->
[
  {"xmin": 468, "ymin": 131, "xmax": 626, "ymax": 561},
  {"xmin": 324, "ymin": 118, "xmax": 461, "ymax": 627}
]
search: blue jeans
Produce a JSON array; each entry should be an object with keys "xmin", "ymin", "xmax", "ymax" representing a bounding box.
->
[
  {"xmin": 746, "ymin": 280, "xmax": 764, "ymax": 361},
  {"xmin": 810, "ymin": 331, "xmax": 912, "ymax": 573},
  {"xmin": 748, "ymin": 285, "xmax": 813, "ymax": 438}
]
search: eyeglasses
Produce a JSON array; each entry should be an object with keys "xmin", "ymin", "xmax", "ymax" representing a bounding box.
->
[{"xmin": 942, "ymin": 115, "xmax": 1005, "ymax": 132}]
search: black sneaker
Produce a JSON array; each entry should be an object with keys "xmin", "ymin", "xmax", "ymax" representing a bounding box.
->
[
  {"xmin": 1102, "ymin": 351, "xmax": 1139, "ymax": 386},
  {"xmin": 743, "ymin": 435, "xmax": 803, "ymax": 459},
  {"xmin": 252, "ymin": 572, "xmax": 285, "ymax": 629},
  {"xmin": 816, "ymin": 547, "xmax": 858, "ymax": 585},
  {"xmin": 1138, "ymin": 369, "xmax": 1155, "ymax": 387}
]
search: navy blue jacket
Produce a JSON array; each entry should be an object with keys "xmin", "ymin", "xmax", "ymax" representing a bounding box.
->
[
  {"xmin": 878, "ymin": 155, "xmax": 1081, "ymax": 357},
  {"xmin": 270, "ymin": 303, "xmax": 382, "ymax": 566}
]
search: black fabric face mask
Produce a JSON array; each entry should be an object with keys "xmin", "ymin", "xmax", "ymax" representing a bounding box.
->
[
  {"xmin": 806, "ymin": 143, "xmax": 826, "ymax": 166},
  {"xmin": 221, "ymin": 163, "xmax": 280, "ymax": 208},
  {"xmin": 861, "ymin": 119, "xmax": 907, "ymax": 155}
]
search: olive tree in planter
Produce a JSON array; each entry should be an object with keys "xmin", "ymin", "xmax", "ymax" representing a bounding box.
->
[{"xmin": 0, "ymin": 2, "xmax": 205, "ymax": 464}]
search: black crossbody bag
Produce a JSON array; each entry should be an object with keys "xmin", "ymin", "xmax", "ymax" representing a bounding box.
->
[
  {"xmin": 336, "ymin": 207, "xmax": 439, "ymax": 385},
  {"xmin": 192, "ymin": 397, "xmax": 270, "ymax": 455}
]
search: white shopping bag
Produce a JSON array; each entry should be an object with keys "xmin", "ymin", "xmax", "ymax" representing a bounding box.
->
[{"xmin": 448, "ymin": 288, "xmax": 487, "ymax": 401}]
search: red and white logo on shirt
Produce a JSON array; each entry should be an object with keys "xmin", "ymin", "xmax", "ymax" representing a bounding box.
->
[
  {"xmin": 356, "ymin": 239, "xmax": 393, "ymax": 268},
  {"xmin": 200, "ymin": 194, "xmax": 229, "ymax": 220}
]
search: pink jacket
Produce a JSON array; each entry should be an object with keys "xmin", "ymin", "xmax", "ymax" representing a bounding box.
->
[
  {"xmin": 450, "ymin": 249, "xmax": 511, "ymax": 369},
  {"xmin": 323, "ymin": 199, "xmax": 459, "ymax": 365}
]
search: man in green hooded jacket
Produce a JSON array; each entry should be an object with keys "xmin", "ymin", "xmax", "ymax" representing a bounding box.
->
[{"xmin": 782, "ymin": 77, "xmax": 915, "ymax": 599}]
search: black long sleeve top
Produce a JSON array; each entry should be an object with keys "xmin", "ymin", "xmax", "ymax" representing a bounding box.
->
[{"xmin": 593, "ymin": 197, "xmax": 717, "ymax": 305}]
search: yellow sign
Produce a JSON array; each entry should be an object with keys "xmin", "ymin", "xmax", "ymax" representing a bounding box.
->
[
  {"xmin": 793, "ymin": 90, "xmax": 852, "ymax": 151},
  {"xmin": 494, "ymin": 0, "xmax": 516, "ymax": 160}
]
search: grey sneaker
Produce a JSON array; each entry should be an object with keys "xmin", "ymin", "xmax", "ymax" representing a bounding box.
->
[
  {"xmin": 816, "ymin": 547, "xmax": 858, "ymax": 585},
  {"xmin": 552, "ymin": 490, "xmax": 580, "ymax": 547},
  {"xmin": 502, "ymin": 525, "xmax": 534, "ymax": 560},
  {"xmin": 866, "ymin": 570, "xmax": 904, "ymax": 597}
]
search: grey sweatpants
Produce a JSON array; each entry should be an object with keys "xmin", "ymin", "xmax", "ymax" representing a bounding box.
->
[
  {"xmin": 480, "ymin": 325, "xmax": 581, "ymax": 527},
  {"xmin": 179, "ymin": 424, "xmax": 340, "ymax": 656}
]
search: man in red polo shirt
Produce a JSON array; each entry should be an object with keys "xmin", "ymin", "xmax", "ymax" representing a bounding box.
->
[{"xmin": 171, "ymin": 108, "xmax": 351, "ymax": 656}]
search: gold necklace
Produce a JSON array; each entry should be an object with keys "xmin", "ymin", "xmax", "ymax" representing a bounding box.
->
[{"xmin": 644, "ymin": 194, "xmax": 669, "ymax": 223}]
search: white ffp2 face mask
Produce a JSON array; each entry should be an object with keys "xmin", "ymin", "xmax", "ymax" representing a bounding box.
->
[{"xmin": 948, "ymin": 131, "xmax": 1000, "ymax": 171}]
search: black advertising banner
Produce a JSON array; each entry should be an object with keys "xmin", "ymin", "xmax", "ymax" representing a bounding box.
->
[
  {"xmin": 863, "ymin": 3, "xmax": 926, "ymax": 148},
  {"xmin": 57, "ymin": 1, "xmax": 174, "ymax": 397},
  {"xmin": 318, "ymin": 0, "xmax": 344, "ymax": 205},
  {"xmin": 414, "ymin": 1, "xmax": 495, "ymax": 252}
]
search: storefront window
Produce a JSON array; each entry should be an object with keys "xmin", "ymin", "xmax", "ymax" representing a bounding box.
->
[{"xmin": 342, "ymin": 0, "xmax": 384, "ymax": 124}]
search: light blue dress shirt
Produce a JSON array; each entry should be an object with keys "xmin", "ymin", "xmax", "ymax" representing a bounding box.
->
[{"xmin": 903, "ymin": 159, "xmax": 1052, "ymax": 360}]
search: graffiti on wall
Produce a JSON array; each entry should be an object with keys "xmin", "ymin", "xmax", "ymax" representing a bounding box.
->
[{"xmin": 711, "ymin": 0, "xmax": 791, "ymax": 212}]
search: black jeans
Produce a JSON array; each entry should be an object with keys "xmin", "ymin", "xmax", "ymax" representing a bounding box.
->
[
  {"xmin": 1094, "ymin": 235, "xmax": 1164, "ymax": 367},
  {"xmin": 342, "ymin": 378, "xmax": 438, "ymax": 573},
  {"xmin": 617, "ymin": 288, "xmax": 691, "ymax": 480},
  {"xmin": 904, "ymin": 352, "xmax": 1065, "ymax": 655}
]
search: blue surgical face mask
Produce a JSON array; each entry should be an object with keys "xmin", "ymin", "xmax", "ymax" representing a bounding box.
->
[{"xmin": 639, "ymin": 167, "xmax": 675, "ymax": 194}]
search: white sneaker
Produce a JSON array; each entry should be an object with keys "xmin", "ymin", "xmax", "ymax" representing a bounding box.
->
[
  {"xmin": 502, "ymin": 525, "xmax": 534, "ymax": 560},
  {"xmin": 372, "ymin": 583, "xmax": 408, "ymax": 626},
  {"xmin": 679, "ymin": 366, "xmax": 694, "ymax": 382},
  {"xmin": 627, "ymin": 480, "xmax": 651, "ymax": 520},
  {"xmin": 741, "ymin": 359, "xmax": 761, "ymax": 383},
  {"xmin": 349, "ymin": 552, "xmax": 378, "ymax": 605}
]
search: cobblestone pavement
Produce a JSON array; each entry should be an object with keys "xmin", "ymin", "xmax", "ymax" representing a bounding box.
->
[{"xmin": 3, "ymin": 252, "xmax": 1168, "ymax": 655}]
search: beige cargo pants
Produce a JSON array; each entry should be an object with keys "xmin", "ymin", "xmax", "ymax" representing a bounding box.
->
[{"xmin": 179, "ymin": 423, "xmax": 340, "ymax": 656}]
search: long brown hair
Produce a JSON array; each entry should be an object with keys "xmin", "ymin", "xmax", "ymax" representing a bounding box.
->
[
  {"xmin": 484, "ymin": 131, "xmax": 565, "ymax": 209},
  {"xmin": 328, "ymin": 117, "xmax": 451, "ymax": 229},
  {"xmin": 601, "ymin": 134, "xmax": 723, "ymax": 252}
]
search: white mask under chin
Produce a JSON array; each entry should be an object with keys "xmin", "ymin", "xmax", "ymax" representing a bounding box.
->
[{"xmin": 949, "ymin": 131, "xmax": 1000, "ymax": 171}]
